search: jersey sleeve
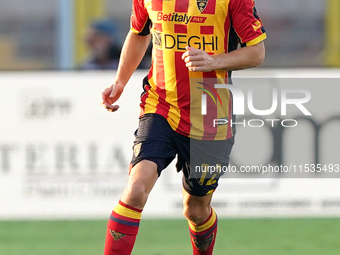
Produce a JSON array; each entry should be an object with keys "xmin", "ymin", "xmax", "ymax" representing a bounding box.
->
[
  {"xmin": 228, "ymin": 0, "xmax": 266, "ymax": 46},
  {"xmin": 130, "ymin": 0, "xmax": 151, "ymax": 36}
]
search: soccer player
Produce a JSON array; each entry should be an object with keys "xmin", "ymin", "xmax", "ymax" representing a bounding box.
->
[{"xmin": 101, "ymin": 0, "xmax": 266, "ymax": 254}]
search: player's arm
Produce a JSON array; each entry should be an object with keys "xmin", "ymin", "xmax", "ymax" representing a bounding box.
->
[
  {"xmin": 183, "ymin": 0, "xmax": 266, "ymax": 72},
  {"xmin": 101, "ymin": 31, "xmax": 151, "ymax": 112},
  {"xmin": 182, "ymin": 42, "xmax": 265, "ymax": 72}
]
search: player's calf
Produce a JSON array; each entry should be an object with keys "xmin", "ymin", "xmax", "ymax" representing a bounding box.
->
[
  {"xmin": 103, "ymin": 160, "xmax": 158, "ymax": 255},
  {"xmin": 104, "ymin": 200, "xmax": 142, "ymax": 255},
  {"xmin": 188, "ymin": 207, "xmax": 218, "ymax": 255},
  {"xmin": 183, "ymin": 192, "xmax": 217, "ymax": 255}
]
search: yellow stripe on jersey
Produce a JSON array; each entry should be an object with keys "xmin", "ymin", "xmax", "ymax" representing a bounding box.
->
[
  {"xmin": 215, "ymin": 76, "xmax": 230, "ymax": 140},
  {"xmin": 131, "ymin": 27, "xmax": 140, "ymax": 35},
  {"xmin": 246, "ymin": 33, "xmax": 267, "ymax": 46},
  {"xmin": 114, "ymin": 203, "xmax": 142, "ymax": 220},
  {"xmin": 144, "ymin": 73, "xmax": 159, "ymax": 114},
  {"xmin": 189, "ymin": 75, "xmax": 204, "ymax": 139},
  {"xmin": 164, "ymin": 24, "xmax": 181, "ymax": 131}
]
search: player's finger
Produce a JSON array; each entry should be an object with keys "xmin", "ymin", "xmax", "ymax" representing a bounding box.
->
[
  {"xmin": 102, "ymin": 97, "xmax": 114, "ymax": 107},
  {"xmin": 101, "ymin": 87, "xmax": 113, "ymax": 104},
  {"xmin": 188, "ymin": 66, "xmax": 197, "ymax": 72},
  {"xmin": 186, "ymin": 46, "xmax": 202, "ymax": 55},
  {"xmin": 101, "ymin": 101, "xmax": 110, "ymax": 108},
  {"xmin": 189, "ymin": 66, "xmax": 211, "ymax": 72},
  {"xmin": 185, "ymin": 46, "xmax": 198, "ymax": 51},
  {"xmin": 189, "ymin": 66, "xmax": 206, "ymax": 72},
  {"xmin": 109, "ymin": 86, "xmax": 117, "ymax": 98},
  {"xmin": 110, "ymin": 86, "xmax": 121, "ymax": 100},
  {"xmin": 186, "ymin": 61, "xmax": 205, "ymax": 68},
  {"xmin": 182, "ymin": 51, "xmax": 189, "ymax": 60},
  {"xmin": 182, "ymin": 46, "xmax": 199, "ymax": 59},
  {"xmin": 183, "ymin": 55, "xmax": 203, "ymax": 63}
]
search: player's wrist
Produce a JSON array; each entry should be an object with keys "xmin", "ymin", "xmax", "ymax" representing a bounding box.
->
[
  {"xmin": 210, "ymin": 54, "xmax": 224, "ymax": 71},
  {"xmin": 113, "ymin": 81, "xmax": 127, "ymax": 88}
]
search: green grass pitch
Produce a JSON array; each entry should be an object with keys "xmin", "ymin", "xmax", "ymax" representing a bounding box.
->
[{"xmin": 0, "ymin": 218, "xmax": 340, "ymax": 255}]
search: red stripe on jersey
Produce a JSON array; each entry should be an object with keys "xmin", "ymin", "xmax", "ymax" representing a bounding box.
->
[
  {"xmin": 152, "ymin": 0, "xmax": 163, "ymax": 11},
  {"xmin": 202, "ymin": 72, "xmax": 218, "ymax": 140},
  {"xmin": 202, "ymin": 0, "xmax": 216, "ymax": 14},
  {"xmin": 200, "ymin": 26, "xmax": 214, "ymax": 35},
  {"xmin": 154, "ymin": 48, "xmax": 170, "ymax": 117},
  {"xmin": 153, "ymin": 23, "xmax": 163, "ymax": 32},
  {"xmin": 175, "ymin": 0, "xmax": 189, "ymax": 13},
  {"xmin": 174, "ymin": 52, "xmax": 190, "ymax": 135},
  {"xmin": 174, "ymin": 24, "xmax": 187, "ymax": 34}
]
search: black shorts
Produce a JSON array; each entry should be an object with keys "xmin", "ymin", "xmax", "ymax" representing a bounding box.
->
[{"xmin": 130, "ymin": 113, "xmax": 234, "ymax": 197}]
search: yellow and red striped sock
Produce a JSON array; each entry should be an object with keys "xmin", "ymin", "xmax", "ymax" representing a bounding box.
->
[
  {"xmin": 104, "ymin": 200, "xmax": 142, "ymax": 255},
  {"xmin": 188, "ymin": 208, "xmax": 218, "ymax": 255}
]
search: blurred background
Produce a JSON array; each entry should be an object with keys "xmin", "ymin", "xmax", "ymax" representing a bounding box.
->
[
  {"xmin": 0, "ymin": 0, "xmax": 339, "ymax": 70},
  {"xmin": 1, "ymin": 1, "xmax": 340, "ymax": 255}
]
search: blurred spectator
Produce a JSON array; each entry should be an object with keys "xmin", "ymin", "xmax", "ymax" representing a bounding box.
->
[{"xmin": 81, "ymin": 19, "xmax": 121, "ymax": 70}]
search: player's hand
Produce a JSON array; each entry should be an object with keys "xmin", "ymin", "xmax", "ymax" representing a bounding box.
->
[
  {"xmin": 101, "ymin": 83, "xmax": 124, "ymax": 112},
  {"xmin": 182, "ymin": 46, "xmax": 216, "ymax": 72}
]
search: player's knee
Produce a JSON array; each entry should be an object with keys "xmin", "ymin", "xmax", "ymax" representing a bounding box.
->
[
  {"xmin": 183, "ymin": 205, "xmax": 193, "ymax": 221},
  {"xmin": 122, "ymin": 181, "xmax": 149, "ymax": 209},
  {"xmin": 183, "ymin": 204, "xmax": 209, "ymax": 224}
]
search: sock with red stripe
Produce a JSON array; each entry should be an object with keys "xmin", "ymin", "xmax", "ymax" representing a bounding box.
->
[
  {"xmin": 104, "ymin": 200, "xmax": 142, "ymax": 255},
  {"xmin": 188, "ymin": 208, "xmax": 218, "ymax": 255}
]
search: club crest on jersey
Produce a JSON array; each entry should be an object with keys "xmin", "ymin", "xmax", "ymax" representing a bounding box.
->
[{"xmin": 196, "ymin": 0, "xmax": 208, "ymax": 13}]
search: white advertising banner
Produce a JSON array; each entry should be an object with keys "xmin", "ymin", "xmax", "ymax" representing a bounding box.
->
[{"xmin": 1, "ymin": 70, "xmax": 340, "ymax": 219}]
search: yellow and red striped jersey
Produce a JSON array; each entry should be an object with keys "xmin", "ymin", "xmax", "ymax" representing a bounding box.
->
[{"xmin": 131, "ymin": 0, "xmax": 266, "ymax": 140}]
